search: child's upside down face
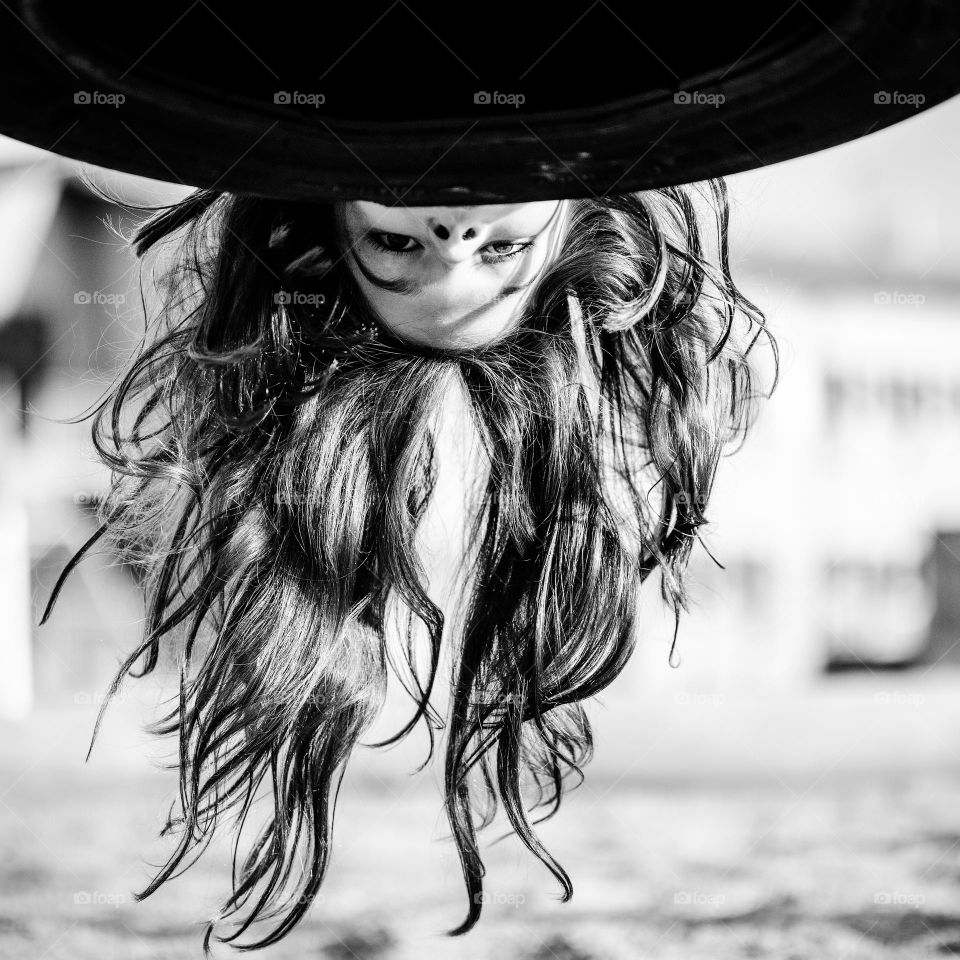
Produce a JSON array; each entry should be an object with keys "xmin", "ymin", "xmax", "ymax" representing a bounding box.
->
[{"xmin": 338, "ymin": 199, "xmax": 569, "ymax": 350}]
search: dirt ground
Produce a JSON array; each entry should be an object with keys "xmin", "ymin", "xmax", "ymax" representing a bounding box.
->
[{"xmin": 2, "ymin": 737, "xmax": 960, "ymax": 960}]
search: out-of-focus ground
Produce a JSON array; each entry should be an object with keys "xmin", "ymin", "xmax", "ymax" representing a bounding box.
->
[{"xmin": 3, "ymin": 670, "xmax": 960, "ymax": 960}]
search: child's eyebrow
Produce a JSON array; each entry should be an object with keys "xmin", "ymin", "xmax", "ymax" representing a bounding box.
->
[{"xmin": 349, "ymin": 248, "xmax": 420, "ymax": 294}]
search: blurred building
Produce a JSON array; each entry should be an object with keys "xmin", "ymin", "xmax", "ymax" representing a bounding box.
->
[
  {"xmin": 657, "ymin": 280, "xmax": 960, "ymax": 692},
  {"xmin": 615, "ymin": 96, "xmax": 960, "ymax": 700},
  {"xmin": 0, "ymin": 138, "xmax": 187, "ymax": 717}
]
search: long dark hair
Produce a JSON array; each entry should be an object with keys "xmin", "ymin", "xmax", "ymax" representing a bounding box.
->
[{"xmin": 41, "ymin": 178, "xmax": 778, "ymax": 952}]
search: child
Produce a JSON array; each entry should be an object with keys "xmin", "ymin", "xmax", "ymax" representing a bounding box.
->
[{"xmin": 42, "ymin": 180, "xmax": 777, "ymax": 950}]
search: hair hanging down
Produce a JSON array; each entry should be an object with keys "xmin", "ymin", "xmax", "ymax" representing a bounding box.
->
[{"xmin": 42, "ymin": 177, "xmax": 779, "ymax": 952}]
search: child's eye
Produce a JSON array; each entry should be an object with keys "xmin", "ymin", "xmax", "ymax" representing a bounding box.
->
[
  {"xmin": 368, "ymin": 232, "xmax": 420, "ymax": 254},
  {"xmin": 366, "ymin": 231, "xmax": 533, "ymax": 263},
  {"xmin": 482, "ymin": 240, "xmax": 534, "ymax": 263}
]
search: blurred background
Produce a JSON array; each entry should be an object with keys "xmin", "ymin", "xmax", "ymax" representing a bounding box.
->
[{"xmin": 2, "ymin": 96, "xmax": 960, "ymax": 959}]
